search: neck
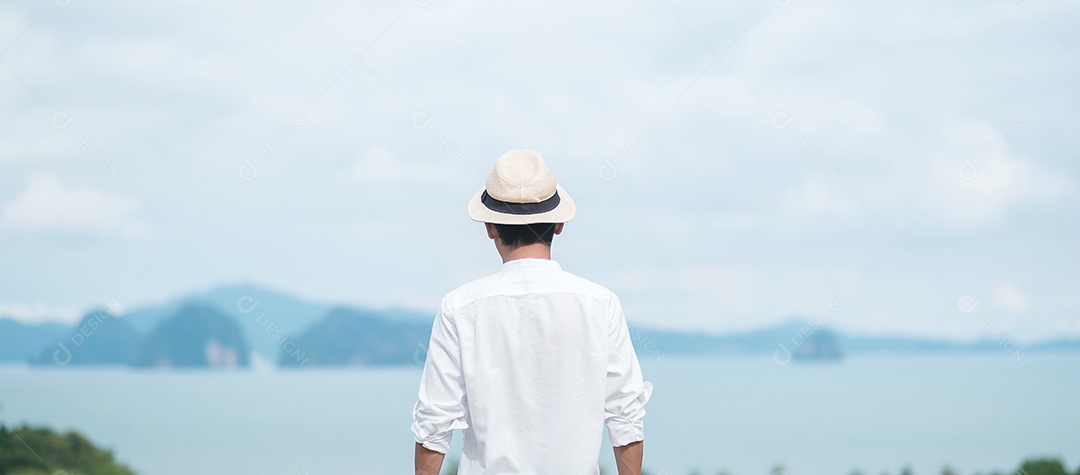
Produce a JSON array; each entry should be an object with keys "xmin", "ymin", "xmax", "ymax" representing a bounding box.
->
[{"xmin": 499, "ymin": 243, "xmax": 552, "ymax": 263}]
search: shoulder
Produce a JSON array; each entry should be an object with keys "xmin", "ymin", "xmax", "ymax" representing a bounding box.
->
[
  {"xmin": 556, "ymin": 269, "xmax": 620, "ymax": 303},
  {"xmin": 440, "ymin": 271, "xmax": 503, "ymax": 310},
  {"xmin": 441, "ymin": 267, "xmax": 621, "ymax": 310},
  {"xmin": 555, "ymin": 271, "xmax": 625, "ymax": 321}
]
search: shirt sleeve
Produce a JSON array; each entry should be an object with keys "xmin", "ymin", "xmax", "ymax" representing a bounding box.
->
[
  {"xmin": 604, "ymin": 294, "xmax": 653, "ymax": 447},
  {"xmin": 411, "ymin": 296, "xmax": 469, "ymax": 453}
]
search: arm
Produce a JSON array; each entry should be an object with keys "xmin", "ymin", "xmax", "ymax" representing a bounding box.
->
[
  {"xmin": 604, "ymin": 296, "xmax": 652, "ymax": 474},
  {"xmin": 612, "ymin": 440, "xmax": 643, "ymax": 475},
  {"xmin": 411, "ymin": 297, "xmax": 467, "ymax": 473},
  {"xmin": 415, "ymin": 442, "xmax": 445, "ymax": 475}
]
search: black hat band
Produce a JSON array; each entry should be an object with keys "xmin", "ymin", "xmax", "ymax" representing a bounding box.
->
[{"xmin": 481, "ymin": 190, "xmax": 561, "ymax": 215}]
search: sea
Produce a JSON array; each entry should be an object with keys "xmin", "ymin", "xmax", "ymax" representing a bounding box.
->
[{"xmin": 1, "ymin": 352, "xmax": 1078, "ymax": 475}]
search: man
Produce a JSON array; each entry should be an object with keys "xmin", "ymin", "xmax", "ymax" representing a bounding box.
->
[{"xmin": 411, "ymin": 149, "xmax": 653, "ymax": 475}]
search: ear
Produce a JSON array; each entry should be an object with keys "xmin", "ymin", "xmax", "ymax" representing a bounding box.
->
[
  {"xmin": 485, "ymin": 222, "xmax": 498, "ymax": 240},
  {"xmin": 554, "ymin": 222, "xmax": 564, "ymax": 235}
]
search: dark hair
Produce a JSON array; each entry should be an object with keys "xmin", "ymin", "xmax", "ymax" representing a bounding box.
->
[{"xmin": 494, "ymin": 223, "xmax": 557, "ymax": 247}]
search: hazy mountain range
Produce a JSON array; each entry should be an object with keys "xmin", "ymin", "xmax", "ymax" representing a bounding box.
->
[{"xmin": 1, "ymin": 283, "xmax": 1077, "ymax": 369}]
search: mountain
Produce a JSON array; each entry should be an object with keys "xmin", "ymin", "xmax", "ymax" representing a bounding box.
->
[
  {"xmin": 0, "ymin": 319, "xmax": 71, "ymax": 362},
  {"xmin": 122, "ymin": 283, "xmax": 327, "ymax": 361},
  {"xmin": 5, "ymin": 284, "xmax": 1078, "ymax": 370},
  {"xmin": 30, "ymin": 311, "xmax": 139, "ymax": 367},
  {"xmin": 281, "ymin": 306, "xmax": 432, "ymax": 367},
  {"xmin": 132, "ymin": 303, "xmax": 250, "ymax": 368},
  {"xmin": 633, "ymin": 320, "xmax": 812, "ymax": 355},
  {"xmin": 120, "ymin": 282, "xmax": 432, "ymax": 362},
  {"xmin": 630, "ymin": 319, "xmax": 1080, "ymax": 360},
  {"xmin": 793, "ymin": 328, "xmax": 843, "ymax": 361},
  {"xmin": 0, "ymin": 284, "xmax": 435, "ymax": 369}
]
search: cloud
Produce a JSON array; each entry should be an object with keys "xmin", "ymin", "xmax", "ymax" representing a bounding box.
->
[
  {"xmin": 0, "ymin": 302, "xmax": 82, "ymax": 324},
  {"xmin": 0, "ymin": 135, "xmax": 71, "ymax": 164},
  {"xmin": 1, "ymin": 175, "xmax": 146, "ymax": 238},
  {"xmin": 927, "ymin": 120, "xmax": 1069, "ymax": 228},
  {"xmin": 1065, "ymin": 283, "xmax": 1080, "ymax": 310},
  {"xmin": 993, "ymin": 281, "xmax": 1029, "ymax": 313},
  {"xmin": 0, "ymin": 0, "xmax": 1078, "ymax": 339},
  {"xmin": 779, "ymin": 179, "xmax": 856, "ymax": 225},
  {"xmin": 347, "ymin": 145, "xmax": 442, "ymax": 183}
]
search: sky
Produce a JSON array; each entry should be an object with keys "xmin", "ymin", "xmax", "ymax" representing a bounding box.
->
[{"xmin": 1, "ymin": 0, "xmax": 1077, "ymax": 342}]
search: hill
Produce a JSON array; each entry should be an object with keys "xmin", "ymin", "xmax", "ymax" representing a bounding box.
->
[
  {"xmin": 3, "ymin": 284, "xmax": 1079, "ymax": 369},
  {"xmin": 0, "ymin": 423, "xmax": 136, "ymax": 475},
  {"xmin": 31, "ymin": 310, "xmax": 140, "ymax": 367},
  {"xmin": 120, "ymin": 282, "xmax": 431, "ymax": 362},
  {"xmin": 633, "ymin": 319, "xmax": 1080, "ymax": 361},
  {"xmin": 281, "ymin": 306, "xmax": 432, "ymax": 367},
  {"xmin": 0, "ymin": 319, "xmax": 70, "ymax": 362},
  {"xmin": 131, "ymin": 303, "xmax": 250, "ymax": 368}
]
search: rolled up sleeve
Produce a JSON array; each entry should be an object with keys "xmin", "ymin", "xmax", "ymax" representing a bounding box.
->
[
  {"xmin": 604, "ymin": 295, "xmax": 653, "ymax": 447},
  {"xmin": 411, "ymin": 297, "xmax": 469, "ymax": 453}
]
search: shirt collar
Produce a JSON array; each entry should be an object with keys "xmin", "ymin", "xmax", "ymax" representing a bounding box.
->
[{"xmin": 501, "ymin": 257, "xmax": 562, "ymax": 271}]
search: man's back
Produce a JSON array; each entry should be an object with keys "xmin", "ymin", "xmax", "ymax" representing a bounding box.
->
[{"xmin": 412, "ymin": 257, "xmax": 652, "ymax": 474}]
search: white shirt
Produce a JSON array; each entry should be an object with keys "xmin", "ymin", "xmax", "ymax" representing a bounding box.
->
[{"xmin": 411, "ymin": 257, "xmax": 653, "ymax": 475}]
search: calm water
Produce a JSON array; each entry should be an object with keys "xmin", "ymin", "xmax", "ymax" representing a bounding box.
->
[{"xmin": 1, "ymin": 353, "xmax": 1078, "ymax": 475}]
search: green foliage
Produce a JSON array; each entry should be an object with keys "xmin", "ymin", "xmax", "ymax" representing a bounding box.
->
[
  {"xmin": 0, "ymin": 424, "xmax": 135, "ymax": 475},
  {"xmin": 1016, "ymin": 458, "xmax": 1071, "ymax": 475}
]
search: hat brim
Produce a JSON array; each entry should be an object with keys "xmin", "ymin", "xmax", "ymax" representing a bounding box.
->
[{"xmin": 467, "ymin": 184, "xmax": 576, "ymax": 225}]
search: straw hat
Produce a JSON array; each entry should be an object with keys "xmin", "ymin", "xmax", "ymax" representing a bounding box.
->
[{"xmin": 467, "ymin": 149, "xmax": 576, "ymax": 225}]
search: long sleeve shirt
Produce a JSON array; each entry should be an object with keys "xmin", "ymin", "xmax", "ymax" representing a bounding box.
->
[{"xmin": 411, "ymin": 257, "xmax": 653, "ymax": 475}]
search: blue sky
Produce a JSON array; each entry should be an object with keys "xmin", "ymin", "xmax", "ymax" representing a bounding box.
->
[{"xmin": 1, "ymin": 0, "xmax": 1077, "ymax": 341}]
